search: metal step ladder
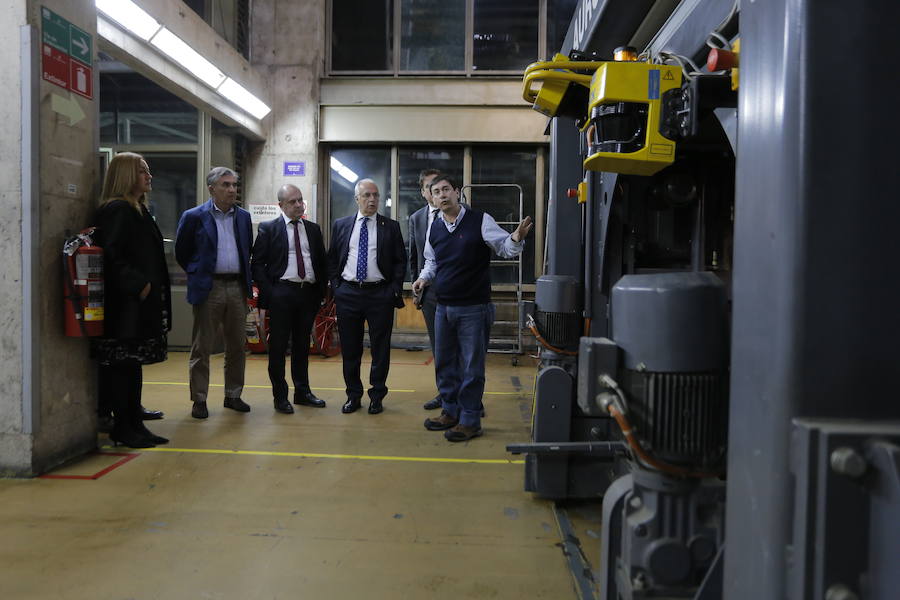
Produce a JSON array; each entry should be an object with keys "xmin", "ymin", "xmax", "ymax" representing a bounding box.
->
[{"xmin": 462, "ymin": 183, "xmax": 524, "ymax": 364}]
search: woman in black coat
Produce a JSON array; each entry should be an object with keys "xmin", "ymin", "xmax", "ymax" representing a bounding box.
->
[{"xmin": 91, "ymin": 152, "xmax": 172, "ymax": 447}]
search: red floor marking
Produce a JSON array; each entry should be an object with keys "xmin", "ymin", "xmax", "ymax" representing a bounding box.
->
[
  {"xmin": 39, "ymin": 451, "xmax": 139, "ymax": 480},
  {"xmin": 424, "ymin": 356, "xmax": 434, "ymax": 366}
]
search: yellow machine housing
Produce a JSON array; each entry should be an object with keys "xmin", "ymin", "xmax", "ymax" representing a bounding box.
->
[
  {"xmin": 527, "ymin": 55, "xmax": 574, "ymax": 117},
  {"xmin": 522, "ymin": 54, "xmax": 602, "ymax": 119},
  {"xmin": 583, "ymin": 62, "xmax": 682, "ymax": 176}
]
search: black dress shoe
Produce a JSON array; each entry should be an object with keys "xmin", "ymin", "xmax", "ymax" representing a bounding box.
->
[
  {"xmin": 294, "ymin": 392, "xmax": 326, "ymax": 408},
  {"xmin": 141, "ymin": 406, "xmax": 164, "ymax": 420},
  {"xmin": 109, "ymin": 430, "xmax": 155, "ymax": 448},
  {"xmin": 274, "ymin": 399, "xmax": 295, "ymax": 414},
  {"xmin": 341, "ymin": 398, "xmax": 361, "ymax": 414},
  {"xmin": 368, "ymin": 399, "xmax": 384, "ymax": 415},
  {"xmin": 136, "ymin": 422, "xmax": 169, "ymax": 445},
  {"xmin": 191, "ymin": 402, "xmax": 208, "ymax": 419},
  {"xmin": 224, "ymin": 397, "xmax": 251, "ymax": 412},
  {"xmin": 423, "ymin": 396, "xmax": 442, "ymax": 410}
]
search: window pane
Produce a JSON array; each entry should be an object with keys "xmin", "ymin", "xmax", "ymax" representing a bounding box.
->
[
  {"xmin": 332, "ymin": 0, "xmax": 393, "ymax": 71},
  {"xmin": 329, "ymin": 148, "xmax": 392, "ymax": 230},
  {"xmin": 400, "ymin": 0, "xmax": 465, "ymax": 71},
  {"xmin": 471, "ymin": 147, "xmax": 538, "ymax": 283},
  {"xmin": 140, "ymin": 153, "xmax": 197, "ymax": 285},
  {"xmin": 473, "ymin": 0, "xmax": 538, "ymax": 71},
  {"xmin": 547, "ymin": 0, "xmax": 578, "ymax": 58},
  {"xmin": 99, "ymin": 69, "xmax": 197, "ymax": 145},
  {"xmin": 398, "ymin": 147, "xmax": 464, "ymax": 277}
]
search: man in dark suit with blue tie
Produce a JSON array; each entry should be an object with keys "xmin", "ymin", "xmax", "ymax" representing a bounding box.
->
[
  {"xmin": 251, "ymin": 185, "xmax": 328, "ymax": 414},
  {"xmin": 175, "ymin": 167, "xmax": 253, "ymax": 419},
  {"xmin": 327, "ymin": 178, "xmax": 407, "ymax": 415}
]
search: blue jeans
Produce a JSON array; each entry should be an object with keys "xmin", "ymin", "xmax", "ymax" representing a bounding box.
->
[{"xmin": 434, "ymin": 303, "xmax": 495, "ymax": 428}]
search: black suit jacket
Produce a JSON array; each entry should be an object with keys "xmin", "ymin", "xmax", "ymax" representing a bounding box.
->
[
  {"xmin": 327, "ymin": 213, "xmax": 407, "ymax": 298},
  {"xmin": 251, "ymin": 216, "xmax": 327, "ymax": 309}
]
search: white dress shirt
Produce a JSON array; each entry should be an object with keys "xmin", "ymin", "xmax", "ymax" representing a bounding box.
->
[
  {"xmin": 340, "ymin": 211, "xmax": 385, "ymax": 283},
  {"xmin": 280, "ymin": 212, "xmax": 316, "ymax": 283}
]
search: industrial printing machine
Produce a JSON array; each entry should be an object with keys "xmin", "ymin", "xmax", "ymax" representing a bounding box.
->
[{"xmin": 509, "ymin": 2, "xmax": 900, "ymax": 599}]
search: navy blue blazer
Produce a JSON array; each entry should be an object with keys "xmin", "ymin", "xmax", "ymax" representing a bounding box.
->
[
  {"xmin": 327, "ymin": 213, "xmax": 407, "ymax": 297},
  {"xmin": 251, "ymin": 216, "xmax": 327, "ymax": 309},
  {"xmin": 174, "ymin": 198, "xmax": 253, "ymax": 305}
]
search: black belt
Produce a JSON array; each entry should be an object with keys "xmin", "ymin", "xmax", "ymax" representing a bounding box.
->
[
  {"xmin": 342, "ymin": 279, "xmax": 386, "ymax": 289},
  {"xmin": 279, "ymin": 280, "xmax": 315, "ymax": 288},
  {"xmin": 212, "ymin": 273, "xmax": 241, "ymax": 281}
]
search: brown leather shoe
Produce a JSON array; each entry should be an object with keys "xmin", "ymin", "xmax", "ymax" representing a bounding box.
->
[
  {"xmin": 444, "ymin": 424, "xmax": 483, "ymax": 442},
  {"xmin": 424, "ymin": 410, "xmax": 458, "ymax": 431}
]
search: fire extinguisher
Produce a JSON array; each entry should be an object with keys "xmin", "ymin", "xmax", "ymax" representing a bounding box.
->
[
  {"xmin": 245, "ymin": 284, "xmax": 269, "ymax": 353},
  {"xmin": 63, "ymin": 227, "xmax": 104, "ymax": 337}
]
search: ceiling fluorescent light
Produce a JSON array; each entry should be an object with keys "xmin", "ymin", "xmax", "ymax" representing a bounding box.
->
[
  {"xmin": 330, "ymin": 157, "xmax": 359, "ymax": 184},
  {"xmin": 95, "ymin": 0, "xmax": 161, "ymax": 41},
  {"xmin": 217, "ymin": 78, "xmax": 271, "ymax": 120},
  {"xmin": 150, "ymin": 28, "xmax": 226, "ymax": 89}
]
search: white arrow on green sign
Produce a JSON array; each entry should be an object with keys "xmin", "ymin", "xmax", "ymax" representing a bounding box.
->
[{"xmin": 69, "ymin": 23, "xmax": 92, "ymax": 67}]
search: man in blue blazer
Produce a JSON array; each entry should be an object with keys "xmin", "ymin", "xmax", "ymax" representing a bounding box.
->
[
  {"xmin": 251, "ymin": 184, "xmax": 328, "ymax": 415},
  {"xmin": 327, "ymin": 178, "xmax": 407, "ymax": 415},
  {"xmin": 175, "ymin": 166, "xmax": 253, "ymax": 419}
]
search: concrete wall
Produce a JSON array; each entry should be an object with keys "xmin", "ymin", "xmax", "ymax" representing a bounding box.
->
[
  {"xmin": 1, "ymin": 0, "xmax": 99, "ymax": 476},
  {"xmin": 246, "ymin": 0, "xmax": 325, "ymax": 219},
  {"xmin": 0, "ymin": 0, "xmax": 29, "ymax": 472}
]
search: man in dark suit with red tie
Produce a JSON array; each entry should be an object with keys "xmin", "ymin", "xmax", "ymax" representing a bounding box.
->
[
  {"xmin": 327, "ymin": 178, "xmax": 407, "ymax": 415},
  {"xmin": 251, "ymin": 184, "xmax": 328, "ymax": 414}
]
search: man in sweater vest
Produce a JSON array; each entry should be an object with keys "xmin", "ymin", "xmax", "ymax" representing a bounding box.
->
[{"xmin": 412, "ymin": 175, "xmax": 533, "ymax": 442}]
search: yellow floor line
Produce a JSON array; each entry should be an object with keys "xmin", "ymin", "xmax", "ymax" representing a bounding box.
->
[
  {"xmin": 101, "ymin": 445, "xmax": 525, "ymax": 465},
  {"xmin": 144, "ymin": 382, "xmax": 414, "ymax": 393},
  {"xmin": 143, "ymin": 382, "xmax": 531, "ymax": 395}
]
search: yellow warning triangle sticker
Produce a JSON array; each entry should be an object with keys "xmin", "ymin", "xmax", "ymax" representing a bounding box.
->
[{"xmin": 662, "ymin": 71, "xmax": 674, "ymax": 80}]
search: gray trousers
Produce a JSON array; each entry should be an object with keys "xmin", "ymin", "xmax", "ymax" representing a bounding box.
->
[{"xmin": 189, "ymin": 279, "xmax": 247, "ymax": 403}]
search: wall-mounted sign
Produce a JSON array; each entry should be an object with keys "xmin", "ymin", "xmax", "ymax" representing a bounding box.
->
[
  {"xmin": 283, "ymin": 161, "xmax": 306, "ymax": 176},
  {"xmin": 249, "ymin": 203, "xmax": 282, "ymax": 224},
  {"xmin": 40, "ymin": 6, "xmax": 93, "ymax": 99}
]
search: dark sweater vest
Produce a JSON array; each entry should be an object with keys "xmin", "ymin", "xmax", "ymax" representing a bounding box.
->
[{"xmin": 430, "ymin": 209, "xmax": 491, "ymax": 306}]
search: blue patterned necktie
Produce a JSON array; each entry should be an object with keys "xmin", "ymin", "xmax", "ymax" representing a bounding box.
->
[{"xmin": 356, "ymin": 216, "xmax": 369, "ymax": 281}]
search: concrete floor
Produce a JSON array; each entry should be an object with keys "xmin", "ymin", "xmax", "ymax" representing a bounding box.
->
[{"xmin": 0, "ymin": 349, "xmax": 582, "ymax": 600}]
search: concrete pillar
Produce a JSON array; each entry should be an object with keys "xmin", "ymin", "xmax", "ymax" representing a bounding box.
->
[
  {"xmin": 0, "ymin": 0, "xmax": 99, "ymax": 476},
  {"xmin": 246, "ymin": 0, "xmax": 325, "ymax": 219}
]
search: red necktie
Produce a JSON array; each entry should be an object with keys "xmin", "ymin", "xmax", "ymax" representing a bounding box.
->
[{"xmin": 291, "ymin": 220, "xmax": 306, "ymax": 279}]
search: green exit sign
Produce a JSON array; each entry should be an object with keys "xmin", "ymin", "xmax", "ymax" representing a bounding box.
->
[{"xmin": 41, "ymin": 6, "xmax": 92, "ymax": 67}]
